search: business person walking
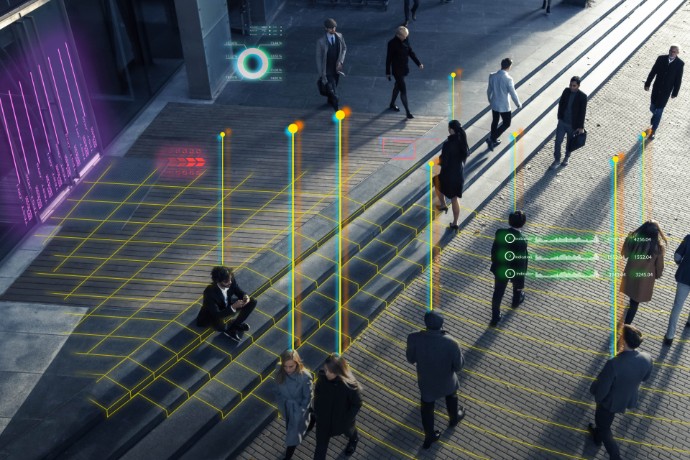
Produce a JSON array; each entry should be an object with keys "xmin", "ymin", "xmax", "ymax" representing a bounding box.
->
[
  {"xmin": 486, "ymin": 58, "xmax": 521, "ymax": 151},
  {"xmin": 386, "ymin": 26, "xmax": 424, "ymax": 119},
  {"xmin": 588, "ymin": 325, "xmax": 653, "ymax": 460},
  {"xmin": 663, "ymin": 234, "xmax": 690, "ymax": 345}
]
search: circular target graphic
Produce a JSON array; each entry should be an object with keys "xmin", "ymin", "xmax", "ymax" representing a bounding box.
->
[{"xmin": 236, "ymin": 48, "xmax": 270, "ymax": 80}]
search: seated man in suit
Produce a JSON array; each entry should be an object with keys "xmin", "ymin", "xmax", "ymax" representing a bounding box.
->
[
  {"xmin": 588, "ymin": 325, "xmax": 653, "ymax": 460},
  {"xmin": 489, "ymin": 210, "xmax": 528, "ymax": 327},
  {"xmin": 196, "ymin": 266, "xmax": 256, "ymax": 341}
]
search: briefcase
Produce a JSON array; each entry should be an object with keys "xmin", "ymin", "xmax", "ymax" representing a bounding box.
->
[
  {"xmin": 567, "ymin": 129, "xmax": 587, "ymax": 152},
  {"xmin": 317, "ymin": 78, "xmax": 333, "ymax": 97}
]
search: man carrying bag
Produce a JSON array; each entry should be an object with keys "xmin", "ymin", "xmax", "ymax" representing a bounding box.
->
[
  {"xmin": 550, "ymin": 76, "xmax": 588, "ymax": 169},
  {"xmin": 316, "ymin": 18, "xmax": 346, "ymax": 111}
]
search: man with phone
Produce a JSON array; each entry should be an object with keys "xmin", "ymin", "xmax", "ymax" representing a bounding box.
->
[{"xmin": 196, "ymin": 266, "xmax": 256, "ymax": 341}]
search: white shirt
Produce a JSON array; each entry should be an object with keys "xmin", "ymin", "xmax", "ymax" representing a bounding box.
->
[
  {"xmin": 669, "ymin": 57, "xmax": 676, "ymax": 64},
  {"xmin": 219, "ymin": 285, "xmax": 235, "ymax": 312},
  {"xmin": 327, "ymin": 33, "xmax": 335, "ymax": 45}
]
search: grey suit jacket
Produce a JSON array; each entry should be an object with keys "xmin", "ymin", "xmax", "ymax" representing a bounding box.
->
[
  {"xmin": 487, "ymin": 70, "xmax": 521, "ymax": 113},
  {"xmin": 316, "ymin": 32, "xmax": 346, "ymax": 81},
  {"xmin": 590, "ymin": 350, "xmax": 653, "ymax": 413}
]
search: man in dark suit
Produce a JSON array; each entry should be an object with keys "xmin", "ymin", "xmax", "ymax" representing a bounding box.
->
[
  {"xmin": 196, "ymin": 266, "xmax": 256, "ymax": 341},
  {"xmin": 550, "ymin": 76, "xmax": 587, "ymax": 169},
  {"xmin": 645, "ymin": 44, "xmax": 684, "ymax": 140},
  {"xmin": 406, "ymin": 311, "xmax": 465, "ymax": 450},
  {"xmin": 316, "ymin": 18, "xmax": 346, "ymax": 111},
  {"xmin": 588, "ymin": 325, "xmax": 653, "ymax": 460},
  {"xmin": 663, "ymin": 233, "xmax": 690, "ymax": 345},
  {"xmin": 386, "ymin": 26, "xmax": 424, "ymax": 119},
  {"xmin": 490, "ymin": 210, "xmax": 528, "ymax": 327}
]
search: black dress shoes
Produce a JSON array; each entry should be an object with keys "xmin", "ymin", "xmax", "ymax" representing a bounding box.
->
[
  {"xmin": 422, "ymin": 430, "xmax": 441, "ymax": 449},
  {"xmin": 512, "ymin": 292, "xmax": 525, "ymax": 308},
  {"xmin": 489, "ymin": 313, "xmax": 502, "ymax": 327},
  {"xmin": 449, "ymin": 407, "xmax": 466, "ymax": 427},
  {"xmin": 588, "ymin": 423, "xmax": 602, "ymax": 446},
  {"xmin": 406, "ymin": 112, "xmax": 414, "ymax": 119},
  {"xmin": 389, "ymin": 104, "xmax": 400, "ymax": 112}
]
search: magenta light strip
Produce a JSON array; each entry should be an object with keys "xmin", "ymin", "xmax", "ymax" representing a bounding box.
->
[
  {"xmin": 64, "ymin": 43, "xmax": 85, "ymax": 118},
  {"xmin": 30, "ymin": 71, "xmax": 51, "ymax": 154},
  {"xmin": 8, "ymin": 92, "xmax": 31, "ymax": 173},
  {"xmin": 57, "ymin": 49, "xmax": 78, "ymax": 127},
  {"xmin": 19, "ymin": 81, "xmax": 41, "ymax": 165},
  {"xmin": 47, "ymin": 57, "xmax": 69, "ymax": 134},
  {"xmin": 0, "ymin": 98, "xmax": 22, "ymax": 184},
  {"xmin": 40, "ymin": 63, "xmax": 73, "ymax": 178},
  {"xmin": 39, "ymin": 65, "xmax": 59, "ymax": 145}
]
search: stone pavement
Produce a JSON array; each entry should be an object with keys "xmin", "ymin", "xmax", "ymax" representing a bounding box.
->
[
  {"xmin": 238, "ymin": 2, "xmax": 690, "ymax": 459},
  {"xmin": 216, "ymin": 0, "xmax": 616, "ymax": 120}
]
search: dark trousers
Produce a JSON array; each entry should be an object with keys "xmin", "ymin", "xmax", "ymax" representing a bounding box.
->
[
  {"xmin": 491, "ymin": 278, "xmax": 524, "ymax": 322},
  {"xmin": 594, "ymin": 405, "xmax": 621, "ymax": 460},
  {"xmin": 490, "ymin": 110, "xmax": 512, "ymax": 142},
  {"xmin": 624, "ymin": 299, "xmax": 639, "ymax": 325},
  {"xmin": 390, "ymin": 74, "xmax": 411, "ymax": 114},
  {"xmin": 404, "ymin": 0, "xmax": 419, "ymax": 20},
  {"xmin": 554, "ymin": 120, "xmax": 572, "ymax": 162},
  {"xmin": 650, "ymin": 103, "xmax": 664, "ymax": 131},
  {"xmin": 326, "ymin": 73, "xmax": 340, "ymax": 110},
  {"xmin": 212, "ymin": 298, "xmax": 257, "ymax": 332},
  {"xmin": 313, "ymin": 427, "xmax": 358, "ymax": 460},
  {"xmin": 421, "ymin": 394, "xmax": 459, "ymax": 438}
]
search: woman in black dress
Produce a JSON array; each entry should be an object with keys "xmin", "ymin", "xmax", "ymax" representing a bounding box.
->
[
  {"xmin": 434, "ymin": 120, "xmax": 470, "ymax": 232},
  {"xmin": 312, "ymin": 354, "xmax": 362, "ymax": 460}
]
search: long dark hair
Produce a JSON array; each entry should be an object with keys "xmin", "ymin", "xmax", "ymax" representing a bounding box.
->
[
  {"xmin": 448, "ymin": 120, "xmax": 464, "ymax": 138},
  {"xmin": 625, "ymin": 220, "xmax": 667, "ymax": 257},
  {"xmin": 323, "ymin": 354, "xmax": 359, "ymax": 389}
]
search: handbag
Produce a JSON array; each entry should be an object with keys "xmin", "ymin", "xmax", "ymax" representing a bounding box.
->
[{"xmin": 566, "ymin": 129, "xmax": 587, "ymax": 152}]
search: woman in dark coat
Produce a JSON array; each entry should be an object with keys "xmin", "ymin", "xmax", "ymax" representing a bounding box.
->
[
  {"xmin": 386, "ymin": 25, "xmax": 424, "ymax": 119},
  {"xmin": 434, "ymin": 120, "xmax": 470, "ymax": 232},
  {"xmin": 275, "ymin": 349, "xmax": 314, "ymax": 460},
  {"xmin": 313, "ymin": 354, "xmax": 362, "ymax": 460},
  {"xmin": 620, "ymin": 220, "xmax": 667, "ymax": 325}
]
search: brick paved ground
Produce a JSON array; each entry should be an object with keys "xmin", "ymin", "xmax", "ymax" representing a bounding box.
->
[{"xmin": 238, "ymin": 3, "xmax": 690, "ymax": 459}]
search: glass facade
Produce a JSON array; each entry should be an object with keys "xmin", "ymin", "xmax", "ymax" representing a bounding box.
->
[{"xmin": 0, "ymin": 0, "xmax": 183, "ymax": 261}]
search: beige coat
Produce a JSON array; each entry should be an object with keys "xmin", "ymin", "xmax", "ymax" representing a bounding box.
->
[{"xmin": 620, "ymin": 237, "xmax": 665, "ymax": 303}]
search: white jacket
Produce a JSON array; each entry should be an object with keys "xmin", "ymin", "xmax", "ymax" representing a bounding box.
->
[{"xmin": 487, "ymin": 70, "xmax": 521, "ymax": 112}]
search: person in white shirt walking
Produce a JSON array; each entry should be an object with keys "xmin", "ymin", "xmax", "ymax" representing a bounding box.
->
[{"xmin": 486, "ymin": 58, "xmax": 521, "ymax": 151}]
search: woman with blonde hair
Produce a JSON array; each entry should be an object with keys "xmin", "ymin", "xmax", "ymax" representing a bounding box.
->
[
  {"xmin": 620, "ymin": 220, "xmax": 667, "ymax": 325},
  {"xmin": 275, "ymin": 349, "xmax": 314, "ymax": 460},
  {"xmin": 313, "ymin": 354, "xmax": 362, "ymax": 459}
]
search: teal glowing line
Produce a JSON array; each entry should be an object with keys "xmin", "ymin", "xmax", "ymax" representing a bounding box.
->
[
  {"xmin": 640, "ymin": 134, "xmax": 645, "ymax": 224},
  {"xmin": 428, "ymin": 163, "xmax": 433, "ymax": 311},
  {"xmin": 610, "ymin": 156, "xmax": 618, "ymax": 357}
]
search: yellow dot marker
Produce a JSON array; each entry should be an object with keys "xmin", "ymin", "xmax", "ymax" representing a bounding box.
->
[
  {"xmin": 640, "ymin": 131, "xmax": 647, "ymax": 138},
  {"xmin": 219, "ymin": 132, "xmax": 225, "ymax": 138},
  {"xmin": 427, "ymin": 161, "xmax": 434, "ymax": 167},
  {"xmin": 450, "ymin": 72, "xmax": 456, "ymax": 78},
  {"xmin": 288, "ymin": 123, "xmax": 298, "ymax": 134},
  {"xmin": 612, "ymin": 155, "xmax": 619, "ymax": 163},
  {"xmin": 512, "ymin": 131, "xmax": 519, "ymax": 138},
  {"xmin": 335, "ymin": 110, "xmax": 345, "ymax": 120}
]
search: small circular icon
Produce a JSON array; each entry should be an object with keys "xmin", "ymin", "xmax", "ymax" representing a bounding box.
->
[
  {"xmin": 236, "ymin": 48, "xmax": 270, "ymax": 80},
  {"xmin": 504, "ymin": 233, "xmax": 515, "ymax": 243},
  {"xmin": 288, "ymin": 123, "xmax": 299, "ymax": 134},
  {"xmin": 505, "ymin": 251, "xmax": 515, "ymax": 261},
  {"xmin": 505, "ymin": 269, "xmax": 516, "ymax": 279}
]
